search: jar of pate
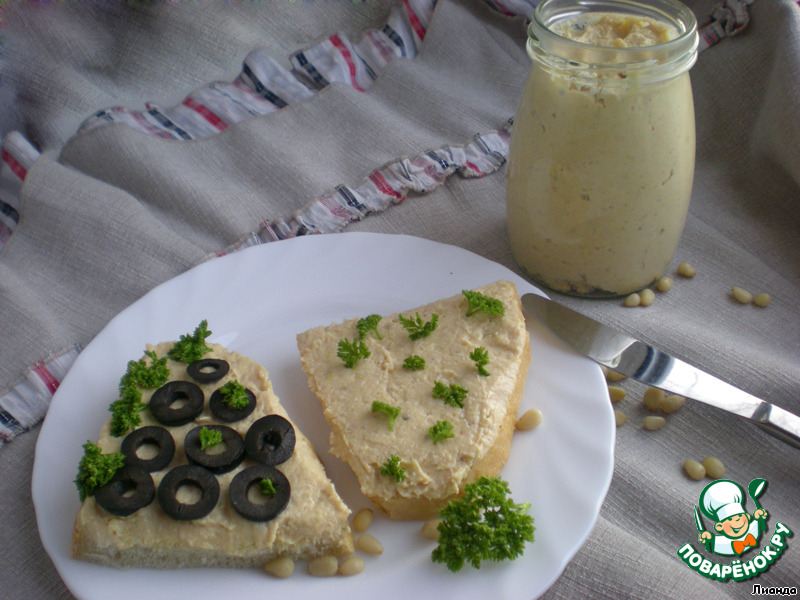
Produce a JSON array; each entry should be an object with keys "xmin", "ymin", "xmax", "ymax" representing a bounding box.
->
[{"xmin": 506, "ymin": 0, "xmax": 699, "ymax": 297}]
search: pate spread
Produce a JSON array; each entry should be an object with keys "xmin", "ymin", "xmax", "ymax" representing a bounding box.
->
[
  {"xmin": 297, "ymin": 281, "xmax": 530, "ymax": 518},
  {"xmin": 72, "ymin": 342, "xmax": 353, "ymax": 567}
]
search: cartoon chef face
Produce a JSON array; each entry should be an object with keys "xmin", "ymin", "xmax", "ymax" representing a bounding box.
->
[
  {"xmin": 699, "ymin": 480, "xmax": 749, "ymax": 539},
  {"xmin": 714, "ymin": 511, "xmax": 751, "ymax": 539}
]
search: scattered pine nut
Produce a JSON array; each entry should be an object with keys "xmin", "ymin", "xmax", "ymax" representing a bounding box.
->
[
  {"xmin": 356, "ymin": 533, "xmax": 384, "ymax": 555},
  {"xmin": 731, "ymin": 286, "xmax": 753, "ymax": 304},
  {"xmin": 661, "ymin": 394, "xmax": 686, "ymax": 414},
  {"xmin": 624, "ymin": 293, "xmax": 641, "ymax": 307},
  {"xmin": 421, "ymin": 519, "xmax": 442, "ymax": 541},
  {"xmin": 683, "ymin": 459, "xmax": 706, "ymax": 481},
  {"xmin": 753, "ymin": 293, "xmax": 771, "ymax": 307},
  {"xmin": 516, "ymin": 408, "xmax": 543, "ymax": 430},
  {"xmin": 338, "ymin": 557, "xmax": 365, "ymax": 576},
  {"xmin": 643, "ymin": 416, "xmax": 666, "ymax": 431},
  {"xmin": 639, "ymin": 288, "xmax": 656, "ymax": 307},
  {"xmin": 606, "ymin": 369, "xmax": 627, "ymax": 382},
  {"xmin": 352, "ymin": 508, "xmax": 374, "ymax": 533},
  {"xmin": 307, "ymin": 555, "xmax": 339, "ymax": 577},
  {"xmin": 656, "ymin": 277, "xmax": 674, "ymax": 292},
  {"xmin": 608, "ymin": 386, "xmax": 626, "ymax": 403},
  {"xmin": 702, "ymin": 456, "xmax": 726, "ymax": 479},
  {"xmin": 677, "ymin": 263, "xmax": 696, "ymax": 278},
  {"xmin": 614, "ymin": 410, "xmax": 627, "ymax": 427},
  {"xmin": 264, "ymin": 556, "xmax": 295, "ymax": 578},
  {"xmin": 643, "ymin": 387, "xmax": 665, "ymax": 411}
]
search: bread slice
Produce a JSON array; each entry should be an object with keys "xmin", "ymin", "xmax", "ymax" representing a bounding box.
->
[
  {"xmin": 71, "ymin": 327, "xmax": 354, "ymax": 569},
  {"xmin": 297, "ymin": 280, "xmax": 531, "ymax": 520}
]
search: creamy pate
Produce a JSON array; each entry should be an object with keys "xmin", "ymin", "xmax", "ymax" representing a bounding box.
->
[{"xmin": 507, "ymin": 12, "xmax": 696, "ymax": 296}]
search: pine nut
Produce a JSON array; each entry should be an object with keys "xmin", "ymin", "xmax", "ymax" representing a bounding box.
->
[
  {"xmin": 421, "ymin": 519, "xmax": 442, "ymax": 541},
  {"xmin": 606, "ymin": 369, "xmax": 627, "ymax": 382},
  {"xmin": 656, "ymin": 277, "xmax": 674, "ymax": 292},
  {"xmin": 516, "ymin": 408, "xmax": 543, "ymax": 430},
  {"xmin": 677, "ymin": 263, "xmax": 696, "ymax": 278},
  {"xmin": 623, "ymin": 293, "xmax": 641, "ymax": 307},
  {"xmin": 702, "ymin": 456, "xmax": 726, "ymax": 480},
  {"xmin": 640, "ymin": 288, "xmax": 656, "ymax": 307},
  {"xmin": 753, "ymin": 293, "xmax": 771, "ymax": 307},
  {"xmin": 307, "ymin": 555, "xmax": 339, "ymax": 577},
  {"xmin": 356, "ymin": 533, "xmax": 384, "ymax": 555},
  {"xmin": 338, "ymin": 556, "xmax": 365, "ymax": 576},
  {"xmin": 731, "ymin": 286, "xmax": 753, "ymax": 304},
  {"xmin": 352, "ymin": 508, "xmax": 374, "ymax": 533},
  {"xmin": 614, "ymin": 410, "xmax": 627, "ymax": 427},
  {"xmin": 661, "ymin": 395, "xmax": 686, "ymax": 414},
  {"xmin": 608, "ymin": 386, "xmax": 626, "ymax": 403},
  {"xmin": 683, "ymin": 459, "xmax": 706, "ymax": 481},
  {"xmin": 643, "ymin": 387, "xmax": 665, "ymax": 411},
  {"xmin": 643, "ymin": 416, "xmax": 666, "ymax": 431},
  {"xmin": 264, "ymin": 556, "xmax": 295, "ymax": 578}
]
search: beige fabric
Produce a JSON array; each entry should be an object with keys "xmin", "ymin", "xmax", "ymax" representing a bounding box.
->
[{"xmin": 0, "ymin": 1, "xmax": 798, "ymax": 598}]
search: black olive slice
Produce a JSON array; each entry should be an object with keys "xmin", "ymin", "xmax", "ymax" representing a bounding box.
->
[
  {"xmin": 157, "ymin": 464, "xmax": 219, "ymax": 521},
  {"xmin": 187, "ymin": 358, "xmax": 230, "ymax": 384},
  {"xmin": 149, "ymin": 381, "xmax": 204, "ymax": 427},
  {"xmin": 121, "ymin": 425, "xmax": 175, "ymax": 472},
  {"xmin": 183, "ymin": 425, "xmax": 245, "ymax": 474},
  {"xmin": 209, "ymin": 387, "xmax": 256, "ymax": 423},
  {"xmin": 244, "ymin": 415, "xmax": 296, "ymax": 466},
  {"xmin": 94, "ymin": 465, "xmax": 155, "ymax": 517},
  {"xmin": 229, "ymin": 465, "xmax": 291, "ymax": 522}
]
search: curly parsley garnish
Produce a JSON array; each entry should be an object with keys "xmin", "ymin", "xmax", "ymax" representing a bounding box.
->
[
  {"xmin": 380, "ymin": 454, "xmax": 406, "ymax": 482},
  {"xmin": 432, "ymin": 476, "xmax": 534, "ymax": 572},
  {"xmin": 429, "ymin": 420, "xmax": 455, "ymax": 444},
  {"xmin": 462, "ymin": 290, "xmax": 505, "ymax": 317},
  {"xmin": 167, "ymin": 320, "xmax": 213, "ymax": 363},
  {"xmin": 398, "ymin": 312, "xmax": 439, "ymax": 340},
  {"xmin": 371, "ymin": 400, "xmax": 401, "ymax": 431},
  {"xmin": 110, "ymin": 350, "xmax": 169, "ymax": 437},
  {"xmin": 470, "ymin": 347, "xmax": 490, "ymax": 377},
  {"xmin": 199, "ymin": 427, "xmax": 223, "ymax": 451},
  {"xmin": 357, "ymin": 314, "xmax": 383, "ymax": 340},
  {"xmin": 402, "ymin": 355, "xmax": 426, "ymax": 371},
  {"xmin": 75, "ymin": 441, "xmax": 125, "ymax": 501},
  {"xmin": 337, "ymin": 337, "xmax": 371, "ymax": 368},
  {"xmin": 218, "ymin": 380, "xmax": 250, "ymax": 409},
  {"xmin": 433, "ymin": 381, "xmax": 468, "ymax": 408}
]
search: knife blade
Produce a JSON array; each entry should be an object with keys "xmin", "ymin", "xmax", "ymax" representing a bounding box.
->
[{"xmin": 521, "ymin": 293, "xmax": 800, "ymax": 450}]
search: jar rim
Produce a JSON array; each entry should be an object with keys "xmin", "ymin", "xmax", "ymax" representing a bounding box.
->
[{"xmin": 529, "ymin": 0, "xmax": 698, "ymax": 68}]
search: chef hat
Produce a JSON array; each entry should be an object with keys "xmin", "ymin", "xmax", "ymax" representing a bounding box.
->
[{"xmin": 699, "ymin": 480, "xmax": 746, "ymax": 522}]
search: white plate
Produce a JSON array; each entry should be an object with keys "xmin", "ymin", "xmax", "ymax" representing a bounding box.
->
[{"xmin": 33, "ymin": 232, "xmax": 614, "ymax": 600}]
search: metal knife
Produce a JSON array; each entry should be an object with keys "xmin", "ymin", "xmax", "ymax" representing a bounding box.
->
[{"xmin": 522, "ymin": 293, "xmax": 800, "ymax": 450}]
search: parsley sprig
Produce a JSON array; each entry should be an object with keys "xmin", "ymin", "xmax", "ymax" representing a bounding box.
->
[
  {"xmin": 402, "ymin": 355, "xmax": 426, "ymax": 371},
  {"xmin": 75, "ymin": 441, "xmax": 125, "ymax": 501},
  {"xmin": 357, "ymin": 314, "xmax": 383, "ymax": 340},
  {"xmin": 398, "ymin": 312, "xmax": 439, "ymax": 340},
  {"xmin": 337, "ymin": 337, "xmax": 371, "ymax": 368},
  {"xmin": 218, "ymin": 380, "xmax": 250, "ymax": 409},
  {"xmin": 109, "ymin": 350, "xmax": 169, "ymax": 437},
  {"xmin": 167, "ymin": 320, "xmax": 213, "ymax": 363},
  {"xmin": 371, "ymin": 400, "xmax": 401, "ymax": 431},
  {"xmin": 433, "ymin": 381, "xmax": 468, "ymax": 408},
  {"xmin": 462, "ymin": 290, "xmax": 505, "ymax": 317},
  {"xmin": 380, "ymin": 454, "xmax": 406, "ymax": 482},
  {"xmin": 199, "ymin": 427, "xmax": 223, "ymax": 451},
  {"xmin": 470, "ymin": 347, "xmax": 490, "ymax": 377},
  {"xmin": 429, "ymin": 420, "xmax": 455, "ymax": 444}
]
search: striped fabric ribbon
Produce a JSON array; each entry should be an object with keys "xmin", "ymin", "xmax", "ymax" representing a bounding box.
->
[{"xmin": 0, "ymin": 0, "xmax": 757, "ymax": 444}]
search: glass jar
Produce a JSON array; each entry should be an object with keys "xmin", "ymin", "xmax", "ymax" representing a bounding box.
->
[{"xmin": 506, "ymin": 0, "xmax": 698, "ymax": 297}]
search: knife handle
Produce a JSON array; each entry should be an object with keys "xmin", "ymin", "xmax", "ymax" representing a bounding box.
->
[{"xmin": 753, "ymin": 403, "xmax": 800, "ymax": 450}]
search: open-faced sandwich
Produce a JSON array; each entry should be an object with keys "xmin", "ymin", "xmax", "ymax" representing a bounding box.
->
[
  {"xmin": 72, "ymin": 321, "xmax": 354, "ymax": 569},
  {"xmin": 297, "ymin": 280, "xmax": 531, "ymax": 520}
]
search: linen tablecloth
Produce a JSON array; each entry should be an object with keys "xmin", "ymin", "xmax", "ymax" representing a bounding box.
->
[{"xmin": 1, "ymin": 1, "xmax": 798, "ymax": 598}]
